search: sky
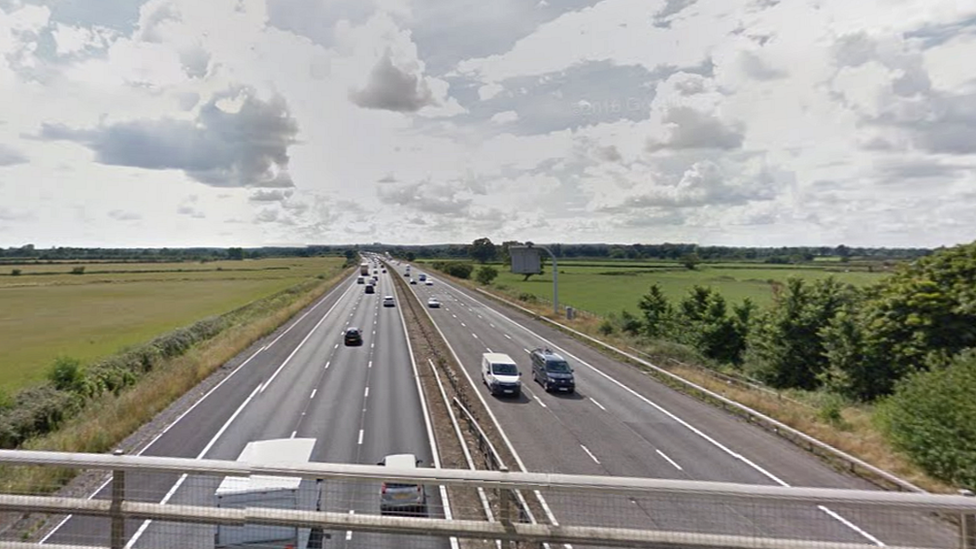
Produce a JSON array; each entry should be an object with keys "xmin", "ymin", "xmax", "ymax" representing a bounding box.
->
[{"xmin": 1, "ymin": 0, "xmax": 975, "ymax": 248}]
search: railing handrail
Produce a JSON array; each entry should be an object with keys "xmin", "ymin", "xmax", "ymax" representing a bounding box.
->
[
  {"xmin": 1, "ymin": 450, "xmax": 973, "ymax": 512},
  {"xmin": 0, "ymin": 494, "xmax": 939, "ymax": 549}
]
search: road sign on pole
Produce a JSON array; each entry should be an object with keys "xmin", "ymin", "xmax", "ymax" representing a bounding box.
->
[{"xmin": 509, "ymin": 246, "xmax": 541, "ymax": 275}]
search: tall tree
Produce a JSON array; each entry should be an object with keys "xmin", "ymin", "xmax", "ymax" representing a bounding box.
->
[
  {"xmin": 637, "ymin": 284, "xmax": 671, "ymax": 338},
  {"xmin": 469, "ymin": 237, "xmax": 497, "ymax": 264}
]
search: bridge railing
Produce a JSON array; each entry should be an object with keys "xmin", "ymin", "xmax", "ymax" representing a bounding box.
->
[{"xmin": 0, "ymin": 449, "xmax": 973, "ymax": 549}]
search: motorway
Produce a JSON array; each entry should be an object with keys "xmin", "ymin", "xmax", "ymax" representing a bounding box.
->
[
  {"xmin": 391, "ymin": 259, "xmax": 956, "ymax": 549},
  {"xmin": 42, "ymin": 262, "xmax": 448, "ymax": 549}
]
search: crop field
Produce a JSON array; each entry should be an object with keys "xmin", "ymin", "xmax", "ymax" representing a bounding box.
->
[
  {"xmin": 421, "ymin": 259, "xmax": 892, "ymax": 317},
  {"xmin": 0, "ymin": 257, "xmax": 345, "ymax": 391}
]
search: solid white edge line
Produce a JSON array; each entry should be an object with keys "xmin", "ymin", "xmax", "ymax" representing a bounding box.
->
[
  {"xmin": 388, "ymin": 262, "xmax": 458, "ymax": 548},
  {"xmin": 656, "ymin": 449, "xmax": 683, "ymax": 471},
  {"xmin": 395, "ymin": 264, "xmax": 548, "ymax": 531},
  {"xmin": 261, "ymin": 283, "xmax": 356, "ymax": 393},
  {"xmin": 580, "ymin": 445, "xmax": 600, "ymax": 465},
  {"xmin": 39, "ymin": 273, "xmax": 358, "ymax": 544},
  {"xmin": 447, "ymin": 280, "xmax": 885, "ymax": 546}
]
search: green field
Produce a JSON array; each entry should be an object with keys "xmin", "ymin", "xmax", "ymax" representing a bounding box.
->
[
  {"xmin": 422, "ymin": 259, "xmax": 892, "ymax": 317},
  {"xmin": 0, "ymin": 257, "xmax": 345, "ymax": 391}
]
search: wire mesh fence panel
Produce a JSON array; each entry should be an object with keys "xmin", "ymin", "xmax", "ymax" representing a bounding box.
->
[{"xmin": 534, "ymin": 488, "xmax": 961, "ymax": 549}]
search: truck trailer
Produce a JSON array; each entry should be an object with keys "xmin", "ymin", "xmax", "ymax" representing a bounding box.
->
[
  {"xmin": 214, "ymin": 438, "xmax": 324, "ymax": 549},
  {"xmin": 360, "ymin": 262, "xmax": 369, "ymax": 275}
]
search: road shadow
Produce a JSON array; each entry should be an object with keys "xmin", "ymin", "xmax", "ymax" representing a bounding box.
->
[{"xmin": 548, "ymin": 389, "xmax": 584, "ymax": 401}]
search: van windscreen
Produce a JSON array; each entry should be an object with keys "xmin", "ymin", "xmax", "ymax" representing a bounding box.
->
[{"xmin": 492, "ymin": 362, "xmax": 518, "ymax": 375}]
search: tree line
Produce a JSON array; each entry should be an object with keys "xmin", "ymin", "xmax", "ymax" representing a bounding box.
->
[{"xmin": 625, "ymin": 241, "xmax": 976, "ymax": 488}]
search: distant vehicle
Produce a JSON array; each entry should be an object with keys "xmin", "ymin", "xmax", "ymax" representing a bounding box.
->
[
  {"xmin": 365, "ymin": 285, "xmax": 375, "ymax": 294},
  {"xmin": 383, "ymin": 296, "xmax": 396, "ymax": 307},
  {"xmin": 403, "ymin": 272, "xmax": 410, "ymax": 277},
  {"xmin": 410, "ymin": 279, "xmax": 417, "ymax": 285},
  {"xmin": 481, "ymin": 352, "xmax": 521, "ymax": 397},
  {"xmin": 378, "ymin": 453, "xmax": 427, "ymax": 516},
  {"xmin": 357, "ymin": 276, "xmax": 365, "ymax": 284},
  {"xmin": 424, "ymin": 280, "xmax": 433, "ymax": 286},
  {"xmin": 530, "ymin": 348, "xmax": 575, "ymax": 393},
  {"xmin": 215, "ymin": 439, "xmax": 323, "ymax": 549},
  {"xmin": 373, "ymin": 269, "xmax": 378, "ymax": 274},
  {"xmin": 427, "ymin": 297, "xmax": 440, "ymax": 308},
  {"xmin": 344, "ymin": 328, "xmax": 363, "ymax": 346},
  {"xmin": 382, "ymin": 269, "xmax": 387, "ymax": 273},
  {"xmin": 418, "ymin": 274, "xmax": 427, "ymax": 282},
  {"xmin": 360, "ymin": 263, "xmax": 369, "ymax": 276}
]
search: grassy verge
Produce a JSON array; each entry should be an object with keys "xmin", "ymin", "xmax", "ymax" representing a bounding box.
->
[
  {"xmin": 429, "ymin": 272, "xmax": 952, "ymax": 493},
  {"xmin": 0, "ymin": 264, "xmax": 353, "ymax": 496}
]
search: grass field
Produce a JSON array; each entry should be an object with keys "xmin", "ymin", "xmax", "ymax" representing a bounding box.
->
[
  {"xmin": 421, "ymin": 259, "xmax": 891, "ymax": 316},
  {"xmin": 0, "ymin": 257, "xmax": 345, "ymax": 391}
]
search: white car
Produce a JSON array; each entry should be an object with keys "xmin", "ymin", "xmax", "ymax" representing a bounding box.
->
[
  {"xmin": 481, "ymin": 352, "xmax": 521, "ymax": 397},
  {"xmin": 382, "ymin": 296, "xmax": 396, "ymax": 307},
  {"xmin": 427, "ymin": 297, "xmax": 440, "ymax": 308},
  {"xmin": 424, "ymin": 279, "xmax": 433, "ymax": 286}
]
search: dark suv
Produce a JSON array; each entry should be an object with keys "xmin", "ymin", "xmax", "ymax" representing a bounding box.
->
[
  {"xmin": 530, "ymin": 348, "xmax": 575, "ymax": 393},
  {"xmin": 344, "ymin": 328, "xmax": 363, "ymax": 346}
]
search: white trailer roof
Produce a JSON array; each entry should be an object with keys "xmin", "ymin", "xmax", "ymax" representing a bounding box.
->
[{"xmin": 215, "ymin": 438, "xmax": 316, "ymax": 496}]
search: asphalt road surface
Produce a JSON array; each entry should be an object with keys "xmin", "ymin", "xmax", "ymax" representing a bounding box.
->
[
  {"xmin": 42, "ymin": 263, "xmax": 449, "ymax": 549},
  {"xmin": 392, "ymin": 260, "xmax": 955, "ymax": 549}
]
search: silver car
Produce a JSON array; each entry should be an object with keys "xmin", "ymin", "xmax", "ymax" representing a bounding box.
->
[{"xmin": 378, "ymin": 453, "xmax": 427, "ymax": 515}]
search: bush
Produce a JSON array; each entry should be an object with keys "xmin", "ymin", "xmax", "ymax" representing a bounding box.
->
[
  {"xmin": 431, "ymin": 261, "xmax": 474, "ymax": 279},
  {"xmin": 10, "ymin": 269, "xmax": 21, "ymax": 276},
  {"xmin": 475, "ymin": 266, "xmax": 499, "ymax": 285},
  {"xmin": 70, "ymin": 266, "xmax": 85, "ymax": 275},
  {"xmin": 878, "ymin": 350, "xmax": 976, "ymax": 488},
  {"xmin": 619, "ymin": 310, "xmax": 643, "ymax": 336},
  {"xmin": 598, "ymin": 319, "xmax": 615, "ymax": 335},
  {"xmin": 517, "ymin": 292, "xmax": 538, "ymax": 303},
  {"xmin": 49, "ymin": 356, "xmax": 84, "ymax": 393}
]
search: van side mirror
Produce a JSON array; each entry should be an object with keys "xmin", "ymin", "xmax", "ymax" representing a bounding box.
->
[
  {"xmin": 376, "ymin": 460, "xmax": 385, "ymax": 466},
  {"xmin": 416, "ymin": 459, "xmax": 423, "ymax": 466},
  {"xmin": 519, "ymin": 372, "xmax": 523, "ymax": 376}
]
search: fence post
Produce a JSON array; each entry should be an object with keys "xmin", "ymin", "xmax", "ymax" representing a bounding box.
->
[
  {"xmin": 110, "ymin": 448, "xmax": 125, "ymax": 549},
  {"xmin": 961, "ymin": 489, "xmax": 975, "ymax": 549},
  {"xmin": 499, "ymin": 465, "xmax": 512, "ymax": 525}
]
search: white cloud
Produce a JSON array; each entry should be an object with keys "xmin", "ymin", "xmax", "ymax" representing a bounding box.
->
[
  {"xmin": 0, "ymin": 0, "xmax": 975, "ymax": 248},
  {"xmin": 490, "ymin": 110, "xmax": 519, "ymax": 124}
]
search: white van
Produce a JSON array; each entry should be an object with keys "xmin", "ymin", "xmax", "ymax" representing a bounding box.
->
[{"xmin": 481, "ymin": 352, "xmax": 522, "ymax": 397}]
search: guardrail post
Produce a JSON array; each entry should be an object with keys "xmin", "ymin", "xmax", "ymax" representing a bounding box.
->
[
  {"xmin": 961, "ymin": 490, "xmax": 975, "ymax": 549},
  {"xmin": 110, "ymin": 448, "xmax": 125, "ymax": 549}
]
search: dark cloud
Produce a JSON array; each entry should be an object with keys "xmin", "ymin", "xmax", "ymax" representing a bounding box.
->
[
  {"xmin": 739, "ymin": 51, "xmax": 787, "ymax": 80},
  {"xmin": 377, "ymin": 174, "xmax": 398, "ymax": 183},
  {"xmin": 349, "ymin": 50, "xmax": 436, "ymax": 112},
  {"xmin": 595, "ymin": 145, "xmax": 622, "ymax": 162},
  {"xmin": 647, "ymin": 107, "xmax": 745, "ymax": 151},
  {"xmin": 37, "ymin": 88, "xmax": 299, "ymax": 187},
  {"xmin": 654, "ymin": 0, "xmax": 697, "ymax": 28},
  {"xmin": 0, "ymin": 144, "xmax": 28, "ymax": 166},
  {"xmin": 905, "ymin": 14, "xmax": 976, "ymax": 49},
  {"xmin": 108, "ymin": 209, "xmax": 141, "ymax": 221}
]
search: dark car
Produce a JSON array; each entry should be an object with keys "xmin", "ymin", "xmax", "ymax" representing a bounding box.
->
[
  {"xmin": 365, "ymin": 284, "xmax": 375, "ymax": 294},
  {"xmin": 344, "ymin": 328, "xmax": 363, "ymax": 346},
  {"xmin": 530, "ymin": 348, "xmax": 575, "ymax": 393}
]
